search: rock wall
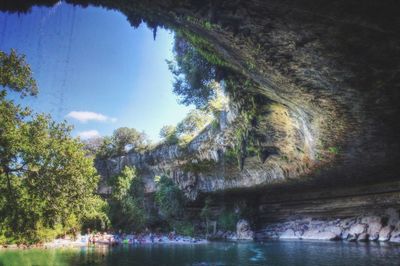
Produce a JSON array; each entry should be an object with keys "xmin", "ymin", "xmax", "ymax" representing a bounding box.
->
[
  {"xmin": 8, "ymin": 0, "xmax": 400, "ymax": 190},
  {"xmin": 252, "ymin": 181, "xmax": 400, "ymax": 243},
  {"xmin": 3, "ymin": 0, "xmax": 400, "ymax": 241},
  {"xmin": 258, "ymin": 213, "xmax": 400, "ymax": 243},
  {"xmin": 95, "ymin": 95, "xmax": 319, "ymax": 200}
]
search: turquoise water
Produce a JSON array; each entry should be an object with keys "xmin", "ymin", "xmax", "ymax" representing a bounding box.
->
[{"xmin": 0, "ymin": 241, "xmax": 399, "ymax": 266}]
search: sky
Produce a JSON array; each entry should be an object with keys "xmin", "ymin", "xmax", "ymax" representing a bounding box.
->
[{"xmin": 0, "ymin": 2, "xmax": 192, "ymax": 141}]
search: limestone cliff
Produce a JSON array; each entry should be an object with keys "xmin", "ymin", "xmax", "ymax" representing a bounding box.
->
[{"xmin": 3, "ymin": 0, "xmax": 400, "ymax": 242}]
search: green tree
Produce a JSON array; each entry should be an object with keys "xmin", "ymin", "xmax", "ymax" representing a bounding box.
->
[
  {"xmin": 176, "ymin": 109, "xmax": 212, "ymax": 137},
  {"xmin": 154, "ymin": 175, "xmax": 185, "ymax": 219},
  {"xmin": 108, "ymin": 166, "xmax": 146, "ymax": 231},
  {"xmin": 0, "ymin": 49, "xmax": 38, "ymax": 97},
  {"xmin": 167, "ymin": 35, "xmax": 217, "ymax": 109},
  {"xmin": 112, "ymin": 127, "xmax": 149, "ymax": 154},
  {"xmin": 80, "ymin": 195, "xmax": 110, "ymax": 232},
  {"xmin": 217, "ymin": 210, "xmax": 238, "ymax": 231},
  {"xmin": 205, "ymin": 81, "xmax": 229, "ymax": 116},
  {"xmin": 96, "ymin": 136, "xmax": 116, "ymax": 158},
  {"xmin": 0, "ymin": 98, "xmax": 103, "ymax": 243},
  {"xmin": 0, "ymin": 49, "xmax": 107, "ymax": 244},
  {"xmin": 110, "ymin": 166, "xmax": 136, "ymax": 201},
  {"xmin": 82, "ymin": 136, "xmax": 105, "ymax": 157},
  {"xmin": 159, "ymin": 125, "xmax": 179, "ymax": 145}
]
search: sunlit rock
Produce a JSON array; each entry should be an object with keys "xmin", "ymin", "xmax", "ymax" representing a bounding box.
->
[
  {"xmin": 8, "ymin": 0, "xmax": 398, "ymax": 243},
  {"xmin": 347, "ymin": 224, "xmax": 367, "ymax": 241},
  {"xmin": 367, "ymin": 221, "xmax": 382, "ymax": 241},
  {"xmin": 390, "ymin": 228, "xmax": 400, "ymax": 243},
  {"xmin": 379, "ymin": 226, "xmax": 394, "ymax": 242},
  {"xmin": 302, "ymin": 230, "xmax": 339, "ymax": 241},
  {"xmin": 236, "ymin": 219, "xmax": 254, "ymax": 240}
]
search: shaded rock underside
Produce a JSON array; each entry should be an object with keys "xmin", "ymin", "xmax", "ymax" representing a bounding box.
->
[{"xmin": 2, "ymin": 0, "xmax": 399, "ymax": 238}]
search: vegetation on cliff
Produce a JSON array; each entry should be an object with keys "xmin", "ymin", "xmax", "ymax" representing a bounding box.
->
[
  {"xmin": 167, "ymin": 34, "xmax": 220, "ymax": 109},
  {"xmin": 107, "ymin": 166, "xmax": 147, "ymax": 232},
  {"xmin": 154, "ymin": 175, "xmax": 185, "ymax": 220},
  {"xmin": 0, "ymin": 8, "xmax": 288, "ymax": 242}
]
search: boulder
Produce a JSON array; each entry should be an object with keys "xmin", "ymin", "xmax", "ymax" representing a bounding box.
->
[
  {"xmin": 367, "ymin": 222, "xmax": 382, "ymax": 241},
  {"xmin": 378, "ymin": 226, "xmax": 394, "ymax": 241},
  {"xmin": 302, "ymin": 230, "xmax": 339, "ymax": 241},
  {"xmin": 339, "ymin": 218, "xmax": 356, "ymax": 230},
  {"xmin": 349, "ymin": 223, "xmax": 367, "ymax": 235},
  {"xmin": 236, "ymin": 219, "xmax": 254, "ymax": 240},
  {"xmin": 389, "ymin": 228, "xmax": 400, "ymax": 243},
  {"xmin": 324, "ymin": 226, "xmax": 342, "ymax": 236},
  {"xmin": 280, "ymin": 229, "xmax": 300, "ymax": 239},
  {"xmin": 226, "ymin": 232, "xmax": 238, "ymax": 240},
  {"xmin": 341, "ymin": 230, "xmax": 350, "ymax": 240},
  {"xmin": 358, "ymin": 233, "xmax": 369, "ymax": 242},
  {"xmin": 215, "ymin": 230, "xmax": 224, "ymax": 238},
  {"xmin": 347, "ymin": 223, "xmax": 367, "ymax": 241}
]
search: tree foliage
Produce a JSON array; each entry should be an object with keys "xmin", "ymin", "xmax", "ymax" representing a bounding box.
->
[
  {"xmin": 0, "ymin": 49, "xmax": 38, "ymax": 97},
  {"xmin": 165, "ymin": 36, "xmax": 231, "ymax": 147},
  {"xmin": 154, "ymin": 175, "xmax": 185, "ymax": 219},
  {"xmin": 110, "ymin": 166, "xmax": 136, "ymax": 201},
  {"xmin": 176, "ymin": 109, "xmax": 212, "ymax": 137},
  {"xmin": 0, "ymin": 49, "xmax": 107, "ymax": 244},
  {"xmin": 159, "ymin": 125, "xmax": 179, "ymax": 145},
  {"xmin": 95, "ymin": 136, "xmax": 115, "ymax": 158},
  {"xmin": 80, "ymin": 195, "xmax": 110, "ymax": 233},
  {"xmin": 108, "ymin": 166, "xmax": 146, "ymax": 232},
  {"xmin": 82, "ymin": 136, "xmax": 105, "ymax": 157},
  {"xmin": 167, "ymin": 35, "xmax": 217, "ymax": 109},
  {"xmin": 0, "ymin": 97, "xmax": 104, "ymax": 244},
  {"xmin": 112, "ymin": 127, "xmax": 149, "ymax": 154},
  {"xmin": 94, "ymin": 128, "xmax": 150, "ymax": 158},
  {"xmin": 217, "ymin": 210, "xmax": 238, "ymax": 232}
]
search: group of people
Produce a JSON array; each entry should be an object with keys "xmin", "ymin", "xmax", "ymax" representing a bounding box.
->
[{"xmin": 85, "ymin": 231, "xmax": 205, "ymax": 246}]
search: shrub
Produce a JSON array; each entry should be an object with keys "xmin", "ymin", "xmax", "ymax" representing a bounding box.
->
[
  {"xmin": 108, "ymin": 166, "xmax": 147, "ymax": 232},
  {"xmin": 217, "ymin": 210, "xmax": 238, "ymax": 232},
  {"xmin": 159, "ymin": 125, "xmax": 179, "ymax": 145},
  {"xmin": 155, "ymin": 176, "xmax": 185, "ymax": 219},
  {"xmin": 328, "ymin": 146, "xmax": 340, "ymax": 155},
  {"xmin": 173, "ymin": 221, "xmax": 195, "ymax": 237}
]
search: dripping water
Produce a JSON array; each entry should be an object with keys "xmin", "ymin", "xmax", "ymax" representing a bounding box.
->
[{"xmin": 57, "ymin": 5, "xmax": 76, "ymax": 120}]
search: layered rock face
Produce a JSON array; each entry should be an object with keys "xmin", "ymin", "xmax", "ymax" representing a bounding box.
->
[
  {"xmin": 95, "ymin": 98, "xmax": 316, "ymax": 200},
  {"xmin": 253, "ymin": 183, "xmax": 400, "ymax": 243},
  {"xmin": 4, "ymin": 0, "xmax": 399, "ymax": 241},
  {"xmin": 261, "ymin": 214, "xmax": 400, "ymax": 243},
  {"xmin": 236, "ymin": 219, "xmax": 254, "ymax": 240}
]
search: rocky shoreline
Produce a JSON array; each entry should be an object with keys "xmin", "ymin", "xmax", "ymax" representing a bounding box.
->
[
  {"xmin": 2, "ymin": 209, "xmax": 400, "ymax": 250},
  {"xmin": 255, "ymin": 208, "xmax": 400, "ymax": 243},
  {"xmin": 0, "ymin": 233, "xmax": 208, "ymax": 250}
]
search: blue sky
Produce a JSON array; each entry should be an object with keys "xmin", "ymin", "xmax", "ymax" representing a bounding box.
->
[{"xmin": 0, "ymin": 2, "xmax": 192, "ymax": 141}]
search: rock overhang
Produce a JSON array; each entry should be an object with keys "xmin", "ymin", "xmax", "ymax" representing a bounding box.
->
[{"xmin": 2, "ymin": 0, "xmax": 399, "ymax": 196}]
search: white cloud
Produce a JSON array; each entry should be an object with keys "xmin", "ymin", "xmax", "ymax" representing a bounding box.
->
[
  {"xmin": 78, "ymin": 130, "xmax": 100, "ymax": 140},
  {"xmin": 66, "ymin": 111, "xmax": 117, "ymax": 123}
]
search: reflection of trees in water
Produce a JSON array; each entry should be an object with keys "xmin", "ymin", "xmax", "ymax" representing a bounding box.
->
[{"xmin": 77, "ymin": 246, "xmax": 109, "ymax": 265}]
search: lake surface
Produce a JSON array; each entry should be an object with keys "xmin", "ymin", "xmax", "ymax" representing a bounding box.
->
[{"xmin": 0, "ymin": 241, "xmax": 399, "ymax": 266}]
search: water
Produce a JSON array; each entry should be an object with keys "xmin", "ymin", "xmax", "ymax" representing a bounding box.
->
[{"xmin": 0, "ymin": 241, "xmax": 399, "ymax": 266}]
